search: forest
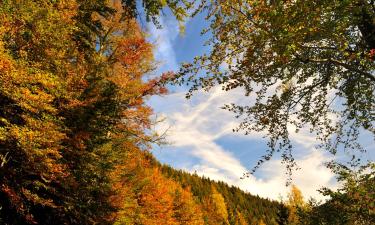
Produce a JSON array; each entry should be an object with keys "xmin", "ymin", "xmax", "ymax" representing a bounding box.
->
[{"xmin": 0, "ymin": 0, "xmax": 373, "ymax": 225}]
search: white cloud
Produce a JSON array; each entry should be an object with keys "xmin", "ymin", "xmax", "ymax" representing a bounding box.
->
[
  {"xmin": 145, "ymin": 13, "xmax": 340, "ymax": 202},
  {"xmin": 237, "ymin": 151, "xmax": 335, "ymax": 201},
  {"xmin": 149, "ymin": 85, "xmax": 337, "ymax": 201},
  {"xmin": 146, "ymin": 16, "xmax": 180, "ymax": 72}
]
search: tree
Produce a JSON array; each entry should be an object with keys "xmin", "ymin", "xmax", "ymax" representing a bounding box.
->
[
  {"xmin": 202, "ymin": 186, "xmax": 230, "ymax": 225},
  {"xmin": 0, "ymin": 1, "xmax": 79, "ymax": 223},
  {"xmin": 176, "ymin": 0, "xmax": 375, "ymax": 175},
  {"xmin": 234, "ymin": 211, "xmax": 249, "ymax": 225},
  {"xmin": 285, "ymin": 185, "xmax": 306, "ymax": 225},
  {"xmin": 258, "ymin": 219, "xmax": 266, "ymax": 225},
  {"xmin": 276, "ymin": 202, "xmax": 289, "ymax": 225},
  {"xmin": 112, "ymin": 148, "xmax": 204, "ymax": 225},
  {"xmin": 172, "ymin": 186, "xmax": 204, "ymax": 225},
  {"xmin": 211, "ymin": 186, "xmax": 230, "ymax": 224},
  {"xmin": 59, "ymin": 1, "xmax": 164, "ymax": 223},
  {"xmin": 0, "ymin": 0, "xmax": 192, "ymax": 224},
  {"xmin": 298, "ymin": 162, "xmax": 375, "ymax": 225}
]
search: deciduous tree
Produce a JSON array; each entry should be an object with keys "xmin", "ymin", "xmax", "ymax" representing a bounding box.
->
[
  {"xmin": 298, "ymin": 162, "xmax": 375, "ymax": 225},
  {"xmin": 177, "ymin": 0, "xmax": 375, "ymax": 175},
  {"xmin": 0, "ymin": 0, "xmax": 192, "ymax": 223}
]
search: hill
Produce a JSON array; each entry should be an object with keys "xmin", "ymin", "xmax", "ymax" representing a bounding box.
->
[{"xmin": 155, "ymin": 154, "xmax": 285, "ymax": 225}]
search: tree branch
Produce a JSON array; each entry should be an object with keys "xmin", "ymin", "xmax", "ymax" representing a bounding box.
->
[{"xmin": 296, "ymin": 56, "xmax": 375, "ymax": 82}]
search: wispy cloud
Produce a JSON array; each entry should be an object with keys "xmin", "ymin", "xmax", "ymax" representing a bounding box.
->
[
  {"xmin": 146, "ymin": 13, "xmax": 338, "ymax": 202},
  {"xmin": 146, "ymin": 16, "xmax": 180, "ymax": 73},
  {"xmin": 149, "ymin": 86, "xmax": 337, "ymax": 201}
]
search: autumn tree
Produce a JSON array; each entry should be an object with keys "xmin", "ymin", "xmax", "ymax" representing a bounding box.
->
[
  {"xmin": 258, "ymin": 219, "xmax": 266, "ymax": 225},
  {"xmin": 285, "ymin": 185, "xmax": 306, "ymax": 225},
  {"xmin": 0, "ymin": 1, "xmax": 79, "ymax": 223},
  {"xmin": 212, "ymin": 186, "xmax": 230, "ymax": 224},
  {"xmin": 234, "ymin": 211, "xmax": 248, "ymax": 225},
  {"xmin": 112, "ymin": 147, "xmax": 205, "ymax": 225},
  {"xmin": 172, "ymin": 186, "xmax": 204, "ymax": 225},
  {"xmin": 176, "ymin": 0, "xmax": 375, "ymax": 175},
  {"xmin": 201, "ymin": 186, "xmax": 230, "ymax": 225},
  {"xmin": 0, "ymin": 0, "xmax": 192, "ymax": 224},
  {"xmin": 57, "ymin": 0, "xmax": 164, "ymax": 222}
]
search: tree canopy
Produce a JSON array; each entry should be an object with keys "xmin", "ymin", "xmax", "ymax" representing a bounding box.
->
[
  {"xmin": 0, "ymin": 0, "xmax": 192, "ymax": 223},
  {"xmin": 176, "ymin": 0, "xmax": 375, "ymax": 175}
]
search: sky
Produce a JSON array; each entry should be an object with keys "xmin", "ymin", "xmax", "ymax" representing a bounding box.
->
[{"xmin": 143, "ymin": 9, "xmax": 374, "ymax": 201}]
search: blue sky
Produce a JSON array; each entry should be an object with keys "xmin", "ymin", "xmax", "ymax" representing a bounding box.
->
[{"xmin": 143, "ymin": 9, "xmax": 374, "ymax": 201}]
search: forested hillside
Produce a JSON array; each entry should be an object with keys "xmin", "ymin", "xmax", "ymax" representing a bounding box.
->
[
  {"xmin": 114, "ymin": 149, "xmax": 285, "ymax": 225},
  {"xmin": 160, "ymin": 164, "xmax": 283, "ymax": 225}
]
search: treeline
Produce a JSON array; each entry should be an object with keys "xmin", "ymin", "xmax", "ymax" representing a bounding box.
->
[
  {"xmin": 112, "ymin": 149, "xmax": 285, "ymax": 225},
  {"xmin": 160, "ymin": 163, "xmax": 283, "ymax": 225}
]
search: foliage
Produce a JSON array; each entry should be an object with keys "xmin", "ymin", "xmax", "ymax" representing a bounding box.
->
[
  {"xmin": 123, "ymin": 0, "xmax": 194, "ymax": 31},
  {"xmin": 160, "ymin": 164, "xmax": 284, "ymax": 225},
  {"xmin": 172, "ymin": 185, "xmax": 204, "ymax": 225},
  {"xmin": 112, "ymin": 149, "xmax": 204, "ymax": 225},
  {"xmin": 0, "ymin": 1, "xmax": 79, "ymax": 223},
  {"xmin": 202, "ymin": 186, "xmax": 230, "ymax": 225},
  {"xmin": 298, "ymin": 162, "xmax": 375, "ymax": 225},
  {"xmin": 285, "ymin": 185, "xmax": 307, "ymax": 225},
  {"xmin": 175, "ymin": 0, "xmax": 375, "ymax": 175},
  {"xmin": 0, "ymin": 0, "xmax": 191, "ymax": 224}
]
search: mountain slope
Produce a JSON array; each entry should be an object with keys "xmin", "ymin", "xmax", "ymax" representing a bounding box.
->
[{"xmin": 144, "ymin": 154, "xmax": 285, "ymax": 225}]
